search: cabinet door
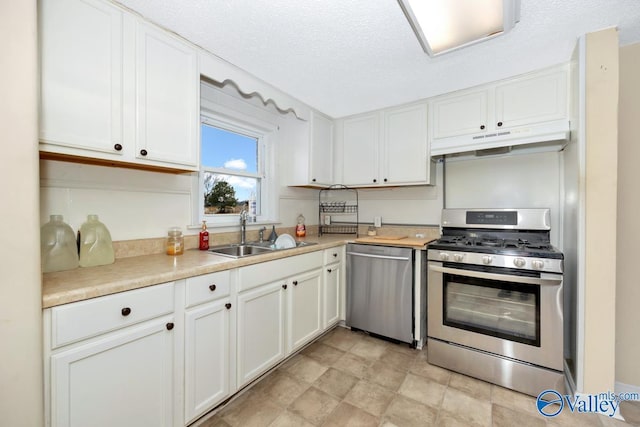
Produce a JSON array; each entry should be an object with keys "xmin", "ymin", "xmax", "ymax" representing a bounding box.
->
[
  {"xmin": 50, "ymin": 317, "xmax": 174, "ymax": 427},
  {"xmin": 323, "ymin": 263, "xmax": 341, "ymax": 328},
  {"xmin": 40, "ymin": 0, "xmax": 124, "ymax": 155},
  {"xmin": 383, "ymin": 103, "xmax": 429, "ymax": 185},
  {"xmin": 184, "ymin": 299, "xmax": 231, "ymax": 424},
  {"xmin": 288, "ymin": 269, "xmax": 323, "ymax": 353},
  {"xmin": 342, "ymin": 114, "xmax": 379, "ymax": 186},
  {"xmin": 431, "ymin": 90, "xmax": 488, "ymax": 139},
  {"xmin": 236, "ymin": 282, "xmax": 285, "ymax": 387},
  {"xmin": 494, "ymin": 68, "xmax": 568, "ymax": 129},
  {"xmin": 309, "ymin": 112, "xmax": 334, "ymax": 186},
  {"xmin": 135, "ymin": 21, "xmax": 198, "ymax": 167}
]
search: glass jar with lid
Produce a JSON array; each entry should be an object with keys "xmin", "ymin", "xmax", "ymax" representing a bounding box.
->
[{"xmin": 166, "ymin": 227, "xmax": 184, "ymax": 255}]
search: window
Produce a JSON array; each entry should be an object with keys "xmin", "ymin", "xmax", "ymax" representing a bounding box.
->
[{"xmin": 199, "ymin": 117, "xmax": 268, "ymax": 225}]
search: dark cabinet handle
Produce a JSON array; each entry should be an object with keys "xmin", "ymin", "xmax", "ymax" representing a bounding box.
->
[
  {"xmin": 140, "ymin": 149, "xmax": 148, "ymax": 156},
  {"xmin": 113, "ymin": 143, "xmax": 123, "ymax": 151},
  {"xmin": 480, "ymin": 125, "xmax": 485, "ymax": 130},
  {"xmin": 373, "ymin": 179, "xmax": 377, "ymax": 183},
  {"xmin": 332, "ymin": 253, "xmax": 338, "ymax": 258},
  {"xmin": 225, "ymin": 303, "xmax": 232, "ymax": 310},
  {"xmin": 312, "ymin": 178, "xmax": 317, "ymax": 182},
  {"xmin": 282, "ymin": 284, "xmax": 287, "ymax": 289},
  {"xmin": 497, "ymin": 122, "xmax": 503, "ymax": 127},
  {"xmin": 121, "ymin": 307, "xmax": 131, "ymax": 316},
  {"xmin": 166, "ymin": 322, "xmax": 174, "ymax": 330},
  {"xmin": 383, "ymin": 178, "xmax": 388, "ymax": 183},
  {"xmin": 209, "ymin": 284, "xmax": 217, "ymax": 292},
  {"xmin": 327, "ymin": 269, "xmax": 332, "ymax": 273},
  {"xmin": 293, "ymin": 280, "xmax": 298, "ymax": 286}
]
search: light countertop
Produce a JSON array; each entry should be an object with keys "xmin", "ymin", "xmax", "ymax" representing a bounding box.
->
[{"xmin": 42, "ymin": 234, "xmax": 437, "ymax": 308}]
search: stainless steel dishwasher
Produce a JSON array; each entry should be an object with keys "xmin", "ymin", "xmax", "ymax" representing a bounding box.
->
[{"xmin": 346, "ymin": 243, "xmax": 414, "ymax": 344}]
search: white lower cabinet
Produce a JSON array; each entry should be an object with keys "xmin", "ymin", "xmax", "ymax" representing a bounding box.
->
[
  {"xmin": 184, "ymin": 298, "xmax": 232, "ymax": 424},
  {"xmin": 49, "ymin": 315, "xmax": 176, "ymax": 427},
  {"xmin": 236, "ymin": 281, "xmax": 286, "ymax": 388},
  {"xmin": 44, "ymin": 246, "xmax": 346, "ymax": 427},
  {"xmin": 288, "ymin": 268, "xmax": 323, "ymax": 353},
  {"xmin": 323, "ymin": 262, "xmax": 341, "ymax": 328}
]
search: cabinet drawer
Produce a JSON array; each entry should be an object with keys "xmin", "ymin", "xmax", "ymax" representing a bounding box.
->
[
  {"xmin": 239, "ymin": 251, "xmax": 323, "ymax": 292},
  {"xmin": 51, "ymin": 282, "xmax": 174, "ymax": 349},
  {"xmin": 323, "ymin": 247, "xmax": 344, "ymax": 265},
  {"xmin": 185, "ymin": 270, "xmax": 231, "ymax": 308}
]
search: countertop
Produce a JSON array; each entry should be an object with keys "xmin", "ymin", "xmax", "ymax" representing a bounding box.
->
[{"xmin": 42, "ymin": 234, "xmax": 437, "ymax": 309}]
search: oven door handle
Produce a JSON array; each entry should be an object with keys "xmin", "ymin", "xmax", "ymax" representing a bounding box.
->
[{"xmin": 429, "ymin": 264, "xmax": 562, "ymax": 286}]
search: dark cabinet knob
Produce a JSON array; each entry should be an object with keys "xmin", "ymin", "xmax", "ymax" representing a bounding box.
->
[
  {"xmin": 121, "ymin": 307, "xmax": 131, "ymax": 316},
  {"xmin": 225, "ymin": 303, "xmax": 232, "ymax": 310},
  {"xmin": 140, "ymin": 149, "xmax": 148, "ymax": 156},
  {"xmin": 332, "ymin": 253, "xmax": 338, "ymax": 258},
  {"xmin": 166, "ymin": 322, "xmax": 174, "ymax": 330},
  {"xmin": 327, "ymin": 268, "xmax": 332, "ymax": 273},
  {"xmin": 480, "ymin": 125, "xmax": 485, "ymax": 130},
  {"xmin": 383, "ymin": 178, "xmax": 388, "ymax": 183},
  {"xmin": 113, "ymin": 143, "xmax": 123, "ymax": 151},
  {"xmin": 373, "ymin": 179, "xmax": 377, "ymax": 183},
  {"xmin": 282, "ymin": 284, "xmax": 287, "ymax": 289},
  {"xmin": 293, "ymin": 280, "xmax": 298, "ymax": 286},
  {"xmin": 497, "ymin": 122, "xmax": 503, "ymax": 127},
  {"xmin": 209, "ymin": 284, "xmax": 217, "ymax": 292},
  {"xmin": 312, "ymin": 178, "xmax": 317, "ymax": 182}
]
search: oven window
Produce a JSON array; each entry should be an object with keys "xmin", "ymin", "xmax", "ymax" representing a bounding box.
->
[{"xmin": 443, "ymin": 274, "xmax": 540, "ymax": 346}]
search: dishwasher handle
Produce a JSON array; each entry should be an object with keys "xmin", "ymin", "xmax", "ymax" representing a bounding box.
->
[{"xmin": 347, "ymin": 251, "xmax": 411, "ymax": 261}]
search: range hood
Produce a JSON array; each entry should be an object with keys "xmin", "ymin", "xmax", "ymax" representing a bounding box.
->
[
  {"xmin": 430, "ymin": 119, "xmax": 570, "ymax": 156},
  {"xmin": 431, "ymin": 119, "xmax": 570, "ymax": 156}
]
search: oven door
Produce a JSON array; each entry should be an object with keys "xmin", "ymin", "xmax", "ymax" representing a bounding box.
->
[{"xmin": 427, "ymin": 261, "xmax": 563, "ymax": 371}]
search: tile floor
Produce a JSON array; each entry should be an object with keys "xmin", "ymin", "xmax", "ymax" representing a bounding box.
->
[{"xmin": 195, "ymin": 327, "xmax": 638, "ymax": 427}]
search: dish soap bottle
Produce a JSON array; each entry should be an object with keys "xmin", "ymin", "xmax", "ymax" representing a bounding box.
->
[
  {"xmin": 295, "ymin": 214, "xmax": 306, "ymax": 237},
  {"xmin": 199, "ymin": 221, "xmax": 209, "ymax": 250},
  {"xmin": 79, "ymin": 215, "xmax": 115, "ymax": 267},
  {"xmin": 268, "ymin": 225, "xmax": 278, "ymax": 243},
  {"xmin": 41, "ymin": 215, "xmax": 79, "ymax": 273}
]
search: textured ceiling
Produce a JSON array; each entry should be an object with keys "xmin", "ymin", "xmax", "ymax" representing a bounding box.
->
[{"xmin": 115, "ymin": 0, "xmax": 640, "ymax": 118}]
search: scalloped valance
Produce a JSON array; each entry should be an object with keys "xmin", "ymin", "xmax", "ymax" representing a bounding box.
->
[{"xmin": 198, "ymin": 50, "xmax": 310, "ymax": 121}]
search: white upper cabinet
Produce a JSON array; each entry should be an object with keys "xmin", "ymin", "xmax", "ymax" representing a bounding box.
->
[
  {"xmin": 429, "ymin": 64, "xmax": 569, "ymax": 155},
  {"xmin": 308, "ymin": 112, "xmax": 334, "ymax": 186},
  {"xmin": 39, "ymin": 0, "xmax": 199, "ymax": 171},
  {"xmin": 383, "ymin": 102, "xmax": 430, "ymax": 185},
  {"xmin": 40, "ymin": 0, "xmax": 124, "ymax": 155},
  {"xmin": 339, "ymin": 102, "xmax": 433, "ymax": 187},
  {"xmin": 431, "ymin": 90, "xmax": 489, "ymax": 140},
  {"xmin": 135, "ymin": 22, "xmax": 199, "ymax": 167},
  {"xmin": 341, "ymin": 113, "xmax": 379, "ymax": 186}
]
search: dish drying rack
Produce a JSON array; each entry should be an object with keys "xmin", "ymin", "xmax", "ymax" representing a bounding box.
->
[{"xmin": 318, "ymin": 185, "xmax": 358, "ymax": 236}]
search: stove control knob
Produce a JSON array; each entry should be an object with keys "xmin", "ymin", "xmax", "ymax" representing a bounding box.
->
[
  {"xmin": 532, "ymin": 260, "xmax": 545, "ymax": 270},
  {"xmin": 440, "ymin": 252, "xmax": 450, "ymax": 261},
  {"xmin": 513, "ymin": 257, "xmax": 526, "ymax": 268},
  {"xmin": 482, "ymin": 255, "xmax": 493, "ymax": 265},
  {"xmin": 453, "ymin": 253, "xmax": 464, "ymax": 262}
]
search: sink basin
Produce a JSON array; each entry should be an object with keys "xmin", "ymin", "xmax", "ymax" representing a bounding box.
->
[{"xmin": 209, "ymin": 244, "xmax": 275, "ymax": 258}]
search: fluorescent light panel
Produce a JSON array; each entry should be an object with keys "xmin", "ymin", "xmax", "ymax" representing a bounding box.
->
[{"xmin": 399, "ymin": 0, "xmax": 520, "ymax": 56}]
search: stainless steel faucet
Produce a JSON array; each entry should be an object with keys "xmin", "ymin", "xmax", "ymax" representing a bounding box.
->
[{"xmin": 239, "ymin": 209, "xmax": 248, "ymax": 245}]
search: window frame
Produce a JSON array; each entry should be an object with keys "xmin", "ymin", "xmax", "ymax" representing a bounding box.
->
[{"xmin": 196, "ymin": 113, "xmax": 275, "ymax": 228}]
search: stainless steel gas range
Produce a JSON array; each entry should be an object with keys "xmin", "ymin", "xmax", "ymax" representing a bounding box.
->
[{"xmin": 427, "ymin": 208, "xmax": 565, "ymax": 397}]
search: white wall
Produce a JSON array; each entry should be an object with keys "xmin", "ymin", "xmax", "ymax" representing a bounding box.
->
[
  {"xmin": 445, "ymin": 150, "xmax": 562, "ymax": 246},
  {"xmin": 0, "ymin": 1, "xmax": 44, "ymax": 425}
]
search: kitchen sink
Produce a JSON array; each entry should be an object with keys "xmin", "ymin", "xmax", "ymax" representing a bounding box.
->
[
  {"xmin": 208, "ymin": 244, "xmax": 275, "ymax": 258},
  {"xmin": 208, "ymin": 241, "xmax": 318, "ymax": 258}
]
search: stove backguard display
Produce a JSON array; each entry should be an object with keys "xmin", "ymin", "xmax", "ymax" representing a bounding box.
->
[{"xmin": 466, "ymin": 211, "xmax": 517, "ymax": 226}]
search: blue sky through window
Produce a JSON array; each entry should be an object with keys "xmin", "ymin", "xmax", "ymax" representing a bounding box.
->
[{"xmin": 201, "ymin": 124, "xmax": 258, "ymax": 173}]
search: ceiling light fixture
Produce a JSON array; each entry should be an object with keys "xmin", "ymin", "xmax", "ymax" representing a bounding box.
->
[{"xmin": 398, "ymin": 0, "xmax": 521, "ymax": 57}]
